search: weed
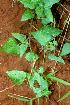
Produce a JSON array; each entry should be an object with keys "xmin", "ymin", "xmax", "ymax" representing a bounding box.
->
[{"xmin": 0, "ymin": 0, "xmax": 70, "ymax": 104}]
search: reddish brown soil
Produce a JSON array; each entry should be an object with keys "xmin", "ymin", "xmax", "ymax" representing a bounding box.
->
[{"xmin": 0, "ymin": 0, "xmax": 70, "ymax": 105}]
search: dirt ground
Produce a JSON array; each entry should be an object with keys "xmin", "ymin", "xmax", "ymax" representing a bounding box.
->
[{"xmin": 0, "ymin": 0, "xmax": 70, "ymax": 105}]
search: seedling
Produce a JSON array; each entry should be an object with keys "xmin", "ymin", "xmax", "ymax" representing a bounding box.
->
[{"xmin": 0, "ymin": 0, "xmax": 70, "ymax": 104}]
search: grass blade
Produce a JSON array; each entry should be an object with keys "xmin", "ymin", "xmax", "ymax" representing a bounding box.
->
[
  {"xmin": 58, "ymin": 91, "xmax": 70, "ymax": 101},
  {"xmin": 30, "ymin": 100, "xmax": 32, "ymax": 105},
  {"xmin": 14, "ymin": 97, "xmax": 29, "ymax": 101},
  {"xmin": 49, "ymin": 76, "xmax": 70, "ymax": 85}
]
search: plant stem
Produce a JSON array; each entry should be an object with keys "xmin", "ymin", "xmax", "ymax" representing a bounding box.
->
[
  {"xmin": 46, "ymin": 96, "xmax": 54, "ymax": 105},
  {"xmin": 60, "ymin": 4, "xmax": 70, "ymax": 13},
  {"xmin": 0, "ymin": 84, "xmax": 16, "ymax": 92}
]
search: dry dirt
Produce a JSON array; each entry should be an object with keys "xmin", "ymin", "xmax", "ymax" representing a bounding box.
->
[{"xmin": 0, "ymin": 0, "xmax": 70, "ymax": 105}]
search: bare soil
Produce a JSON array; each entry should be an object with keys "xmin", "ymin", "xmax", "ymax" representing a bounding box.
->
[{"xmin": 0, "ymin": 0, "xmax": 70, "ymax": 105}]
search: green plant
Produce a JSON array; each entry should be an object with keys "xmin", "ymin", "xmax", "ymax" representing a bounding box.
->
[
  {"xmin": 0, "ymin": 0, "xmax": 70, "ymax": 104},
  {"xmin": 64, "ymin": 18, "xmax": 70, "ymax": 24}
]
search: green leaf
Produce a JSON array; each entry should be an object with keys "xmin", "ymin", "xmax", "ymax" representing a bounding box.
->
[
  {"xmin": 6, "ymin": 70, "xmax": 26, "ymax": 85},
  {"xmin": 1, "ymin": 38, "xmax": 20, "ymax": 55},
  {"xmin": 14, "ymin": 97, "xmax": 29, "ymax": 101},
  {"xmin": 58, "ymin": 91, "xmax": 70, "ymax": 101},
  {"xmin": 17, "ymin": 0, "xmax": 30, "ymax": 3},
  {"xmin": 60, "ymin": 43, "xmax": 70, "ymax": 56},
  {"xmin": 21, "ymin": 9, "xmax": 34, "ymax": 21},
  {"xmin": 30, "ymin": 31, "xmax": 51, "ymax": 46},
  {"xmin": 26, "ymin": 73, "xmax": 31, "ymax": 80},
  {"xmin": 40, "ymin": 26, "xmax": 62, "ymax": 40},
  {"xmin": 53, "ymin": 41, "xmax": 58, "ymax": 45},
  {"xmin": 45, "ymin": 71, "xmax": 57, "ymax": 78},
  {"xmin": 35, "ymin": 6, "xmax": 44, "ymax": 19},
  {"xmin": 17, "ymin": 0, "xmax": 36, "ymax": 9},
  {"xmin": 42, "ymin": 90, "xmax": 52, "ymax": 96},
  {"xmin": 31, "ymin": 0, "xmax": 40, "ymax": 4},
  {"xmin": 64, "ymin": 19, "xmax": 69, "ymax": 24},
  {"xmin": 42, "ymin": 17, "xmax": 51, "ymax": 25},
  {"xmin": 31, "ymin": 25, "xmax": 62, "ymax": 46},
  {"xmin": 20, "ymin": 43, "xmax": 28, "ymax": 58},
  {"xmin": 33, "ymin": 87, "xmax": 43, "ymax": 98},
  {"xmin": 33, "ymin": 87, "xmax": 42, "ymax": 94},
  {"xmin": 32, "ymin": 69, "xmax": 48, "ymax": 90},
  {"xmin": 23, "ymin": 2, "xmax": 36, "ymax": 9},
  {"xmin": 28, "ymin": 69, "xmax": 49, "ymax": 97},
  {"xmin": 42, "ymin": 8, "xmax": 53, "ymax": 25},
  {"xmin": 38, "ymin": 1, "xmax": 44, "ymax": 7},
  {"xmin": 11, "ymin": 33, "xmax": 26, "ymax": 43},
  {"xmin": 29, "ymin": 75, "xmax": 35, "ymax": 88},
  {"xmin": 48, "ymin": 53, "xmax": 65, "ymax": 64},
  {"xmin": 49, "ymin": 45, "xmax": 55, "ymax": 51},
  {"xmin": 38, "ymin": 66, "xmax": 44, "ymax": 74},
  {"xmin": 25, "ymin": 51, "xmax": 39, "ymax": 61},
  {"xmin": 43, "ymin": 0, "xmax": 60, "ymax": 8},
  {"xmin": 48, "ymin": 76, "xmax": 70, "ymax": 85}
]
